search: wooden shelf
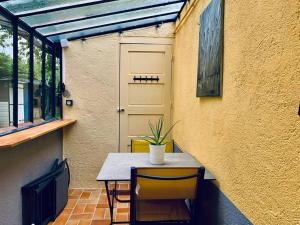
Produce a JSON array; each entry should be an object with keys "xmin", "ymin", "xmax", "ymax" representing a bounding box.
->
[{"xmin": 0, "ymin": 119, "xmax": 76, "ymax": 149}]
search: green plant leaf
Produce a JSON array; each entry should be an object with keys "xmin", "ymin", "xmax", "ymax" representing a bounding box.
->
[
  {"xmin": 143, "ymin": 117, "xmax": 179, "ymax": 145},
  {"xmin": 157, "ymin": 117, "xmax": 163, "ymax": 140},
  {"xmin": 148, "ymin": 120, "xmax": 158, "ymax": 140},
  {"xmin": 143, "ymin": 135, "xmax": 157, "ymax": 143},
  {"xmin": 145, "ymin": 139, "xmax": 157, "ymax": 145},
  {"xmin": 159, "ymin": 121, "xmax": 179, "ymax": 145}
]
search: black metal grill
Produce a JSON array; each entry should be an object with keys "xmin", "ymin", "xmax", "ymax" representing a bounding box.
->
[{"xmin": 22, "ymin": 159, "xmax": 70, "ymax": 225}]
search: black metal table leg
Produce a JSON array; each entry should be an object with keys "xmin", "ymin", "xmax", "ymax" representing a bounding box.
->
[
  {"xmin": 105, "ymin": 181, "xmax": 114, "ymax": 225},
  {"xmin": 104, "ymin": 180, "xmax": 131, "ymax": 224}
]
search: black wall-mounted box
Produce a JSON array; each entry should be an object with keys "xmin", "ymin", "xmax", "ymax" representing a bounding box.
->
[{"xmin": 66, "ymin": 99, "xmax": 73, "ymax": 107}]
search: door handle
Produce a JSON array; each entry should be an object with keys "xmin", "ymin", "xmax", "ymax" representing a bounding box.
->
[{"xmin": 117, "ymin": 107, "xmax": 125, "ymax": 113}]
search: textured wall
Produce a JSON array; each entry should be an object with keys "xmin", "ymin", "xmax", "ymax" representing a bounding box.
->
[
  {"xmin": 63, "ymin": 24, "xmax": 174, "ymax": 188},
  {"xmin": 172, "ymin": 0, "xmax": 300, "ymax": 225},
  {"xmin": 175, "ymin": 142, "xmax": 252, "ymax": 224},
  {"xmin": 0, "ymin": 131, "xmax": 63, "ymax": 225}
]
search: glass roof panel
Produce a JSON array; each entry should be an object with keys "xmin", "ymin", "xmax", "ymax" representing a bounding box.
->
[
  {"xmin": 0, "ymin": 0, "xmax": 186, "ymax": 42},
  {"xmin": 22, "ymin": 0, "xmax": 183, "ymax": 28},
  {"xmin": 0, "ymin": 0, "xmax": 101, "ymax": 15},
  {"xmin": 37, "ymin": 3, "xmax": 182, "ymax": 36},
  {"xmin": 48, "ymin": 13, "xmax": 177, "ymax": 42}
]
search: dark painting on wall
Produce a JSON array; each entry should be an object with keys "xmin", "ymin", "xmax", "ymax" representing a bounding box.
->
[{"xmin": 197, "ymin": 0, "xmax": 224, "ymax": 97}]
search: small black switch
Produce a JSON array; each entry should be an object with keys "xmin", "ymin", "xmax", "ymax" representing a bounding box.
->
[{"xmin": 66, "ymin": 99, "xmax": 73, "ymax": 107}]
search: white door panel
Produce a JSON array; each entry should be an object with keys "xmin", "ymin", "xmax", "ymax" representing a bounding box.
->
[{"xmin": 119, "ymin": 44, "xmax": 172, "ymax": 152}]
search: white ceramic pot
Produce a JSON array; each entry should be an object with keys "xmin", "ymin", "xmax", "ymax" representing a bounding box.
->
[{"xmin": 149, "ymin": 144, "xmax": 166, "ymax": 165}]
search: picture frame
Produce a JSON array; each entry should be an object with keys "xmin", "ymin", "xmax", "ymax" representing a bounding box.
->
[{"xmin": 196, "ymin": 0, "xmax": 224, "ymax": 97}]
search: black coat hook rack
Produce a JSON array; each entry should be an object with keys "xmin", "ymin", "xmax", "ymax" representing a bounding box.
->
[{"xmin": 133, "ymin": 75, "xmax": 159, "ymax": 82}]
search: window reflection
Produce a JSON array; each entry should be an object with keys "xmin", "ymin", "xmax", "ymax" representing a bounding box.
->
[
  {"xmin": 18, "ymin": 27, "xmax": 30, "ymax": 126},
  {"xmin": 55, "ymin": 57, "xmax": 62, "ymax": 119},
  {"xmin": 0, "ymin": 15, "xmax": 14, "ymax": 133},
  {"xmin": 0, "ymin": 14, "xmax": 62, "ymax": 136},
  {"xmin": 33, "ymin": 37, "xmax": 43, "ymax": 122},
  {"xmin": 45, "ymin": 47, "xmax": 53, "ymax": 120}
]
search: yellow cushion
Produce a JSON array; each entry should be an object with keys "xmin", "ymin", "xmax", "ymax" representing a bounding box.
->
[
  {"xmin": 136, "ymin": 199, "xmax": 191, "ymax": 222},
  {"xmin": 131, "ymin": 139, "xmax": 173, "ymax": 153},
  {"xmin": 136, "ymin": 168, "xmax": 198, "ymax": 200}
]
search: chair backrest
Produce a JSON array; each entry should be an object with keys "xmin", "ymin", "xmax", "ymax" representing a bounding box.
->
[
  {"xmin": 130, "ymin": 167, "xmax": 205, "ymax": 225},
  {"xmin": 131, "ymin": 139, "xmax": 174, "ymax": 153},
  {"xmin": 130, "ymin": 167, "xmax": 204, "ymax": 200}
]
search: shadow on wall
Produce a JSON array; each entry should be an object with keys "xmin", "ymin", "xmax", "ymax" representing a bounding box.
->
[
  {"xmin": 199, "ymin": 181, "xmax": 252, "ymax": 225},
  {"xmin": 174, "ymin": 142, "xmax": 252, "ymax": 225},
  {"xmin": 198, "ymin": 96, "xmax": 223, "ymax": 104}
]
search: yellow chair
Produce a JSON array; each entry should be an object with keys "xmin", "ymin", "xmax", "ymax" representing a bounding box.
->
[
  {"xmin": 131, "ymin": 139, "xmax": 174, "ymax": 153},
  {"xmin": 130, "ymin": 167, "xmax": 205, "ymax": 224}
]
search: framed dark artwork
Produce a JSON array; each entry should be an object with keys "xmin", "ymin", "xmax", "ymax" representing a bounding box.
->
[{"xmin": 197, "ymin": 0, "xmax": 224, "ymax": 97}]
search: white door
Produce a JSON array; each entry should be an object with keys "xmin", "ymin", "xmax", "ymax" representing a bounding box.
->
[{"xmin": 119, "ymin": 44, "xmax": 172, "ymax": 152}]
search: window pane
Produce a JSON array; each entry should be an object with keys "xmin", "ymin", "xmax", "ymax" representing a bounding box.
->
[
  {"xmin": 45, "ymin": 47, "xmax": 53, "ymax": 120},
  {"xmin": 18, "ymin": 27, "xmax": 30, "ymax": 126},
  {"xmin": 55, "ymin": 57, "xmax": 61, "ymax": 119},
  {"xmin": 1, "ymin": 0, "xmax": 87, "ymax": 14},
  {"xmin": 0, "ymin": 14, "xmax": 14, "ymax": 133},
  {"xmin": 22, "ymin": 0, "xmax": 183, "ymax": 27},
  {"xmin": 37, "ymin": 3, "xmax": 182, "ymax": 36},
  {"xmin": 33, "ymin": 37, "xmax": 43, "ymax": 122},
  {"xmin": 1, "ymin": 0, "xmax": 180, "ymax": 15}
]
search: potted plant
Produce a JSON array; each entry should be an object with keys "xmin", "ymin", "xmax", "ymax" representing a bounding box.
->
[{"xmin": 145, "ymin": 117, "xmax": 177, "ymax": 165}]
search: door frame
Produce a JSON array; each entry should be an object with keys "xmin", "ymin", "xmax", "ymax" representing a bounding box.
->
[{"xmin": 117, "ymin": 37, "xmax": 174, "ymax": 152}]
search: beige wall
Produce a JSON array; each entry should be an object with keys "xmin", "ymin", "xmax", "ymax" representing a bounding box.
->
[
  {"xmin": 63, "ymin": 24, "xmax": 175, "ymax": 188},
  {"xmin": 172, "ymin": 0, "xmax": 300, "ymax": 224},
  {"xmin": 0, "ymin": 131, "xmax": 62, "ymax": 225}
]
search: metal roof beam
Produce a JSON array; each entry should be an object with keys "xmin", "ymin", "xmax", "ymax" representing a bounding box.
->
[
  {"xmin": 65, "ymin": 19, "xmax": 175, "ymax": 42},
  {"xmin": 44, "ymin": 11, "xmax": 178, "ymax": 37}
]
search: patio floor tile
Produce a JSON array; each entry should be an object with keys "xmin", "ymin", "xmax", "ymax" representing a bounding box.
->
[
  {"xmin": 66, "ymin": 220, "xmax": 79, "ymax": 225},
  {"xmin": 70, "ymin": 189, "xmax": 82, "ymax": 197},
  {"xmin": 78, "ymin": 220, "xmax": 91, "ymax": 225},
  {"xmin": 81, "ymin": 192, "xmax": 91, "ymax": 200},
  {"xmin": 73, "ymin": 203, "xmax": 86, "ymax": 214},
  {"xmin": 65, "ymin": 199, "xmax": 78, "ymax": 209},
  {"xmin": 69, "ymin": 214, "xmax": 93, "ymax": 220},
  {"xmin": 115, "ymin": 212, "xmax": 128, "ymax": 222},
  {"xmin": 48, "ymin": 188, "xmax": 130, "ymax": 225},
  {"xmin": 90, "ymin": 220, "xmax": 111, "ymax": 225},
  {"xmin": 94, "ymin": 208, "xmax": 106, "ymax": 220},
  {"xmin": 84, "ymin": 204, "xmax": 97, "ymax": 214}
]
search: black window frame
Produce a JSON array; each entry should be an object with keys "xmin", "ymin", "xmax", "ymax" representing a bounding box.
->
[{"xmin": 0, "ymin": 11, "xmax": 63, "ymax": 137}]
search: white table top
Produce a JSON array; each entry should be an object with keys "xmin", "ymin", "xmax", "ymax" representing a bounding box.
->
[{"xmin": 97, "ymin": 153, "xmax": 215, "ymax": 181}]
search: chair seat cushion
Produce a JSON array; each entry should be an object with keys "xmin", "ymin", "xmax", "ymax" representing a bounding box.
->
[{"xmin": 136, "ymin": 199, "xmax": 191, "ymax": 222}]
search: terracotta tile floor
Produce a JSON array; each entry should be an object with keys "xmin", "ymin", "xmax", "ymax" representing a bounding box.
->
[{"xmin": 48, "ymin": 184, "xmax": 130, "ymax": 225}]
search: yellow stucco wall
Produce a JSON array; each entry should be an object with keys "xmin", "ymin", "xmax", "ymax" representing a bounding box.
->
[
  {"xmin": 63, "ymin": 24, "xmax": 174, "ymax": 188},
  {"xmin": 172, "ymin": 0, "xmax": 300, "ymax": 224}
]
